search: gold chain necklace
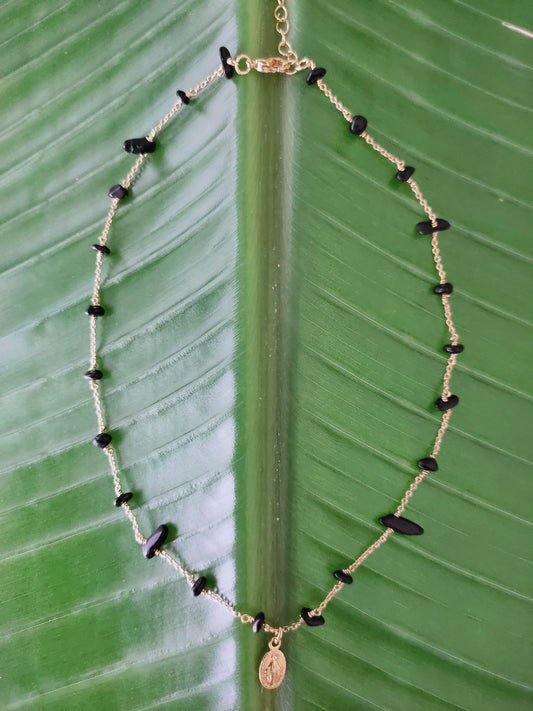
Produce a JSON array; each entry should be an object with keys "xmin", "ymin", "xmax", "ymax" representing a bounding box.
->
[{"xmin": 85, "ymin": 0, "xmax": 463, "ymax": 690}]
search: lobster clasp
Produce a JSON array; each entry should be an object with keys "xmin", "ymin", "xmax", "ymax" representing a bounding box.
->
[
  {"xmin": 255, "ymin": 56, "xmax": 291, "ymax": 73},
  {"xmin": 229, "ymin": 53, "xmax": 310, "ymax": 76}
]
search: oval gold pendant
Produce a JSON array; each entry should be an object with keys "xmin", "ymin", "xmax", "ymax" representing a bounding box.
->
[{"xmin": 259, "ymin": 648, "xmax": 286, "ymax": 689}]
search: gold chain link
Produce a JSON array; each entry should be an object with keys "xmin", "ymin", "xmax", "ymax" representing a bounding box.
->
[
  {"xmin": 87, "ymin": 0, "xmax": 460, "ymax": 641},
  {"xmin": 274, "ymin": 0, "xmax": 298, "ymax": 63},
  {"xmin": 228, "ymin": 0, "xmax": 312, "ymax": 76}
]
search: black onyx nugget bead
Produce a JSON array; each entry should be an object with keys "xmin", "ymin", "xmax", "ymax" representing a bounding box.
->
[
  {"xmin": 417, "ymin": 456, "xmax": 438, "ymax": 472},
  {"xmin": 123, "ymin": 137, "xmax": 155, "ymax": 154},
  {"xmin": 416, "ymin": 218, "xmax": 450, "ymax": 235},
  {"xmin": 85, "ymin": 304, "xmax": 105, "ymax": 317},
  {"xmin": 108, "ymin": 184, "xmax": 128, "ymax": 199},
  {"xmin": 396, "ymin": 166, "xmax": 415, "ymax": 182},
  {"xmin": 92, "ymin": 244, "xmax": 110, "ymax": 255},
  {"xmin": 142, "ymin": 524, "xmax": 168, "ymax": 559},
  {"xmin": 192, "ymin": 576, "xmax": 207, "ymax": 596},
  {"xmin": 114, "ymin": 492, "xmax": 133, "ymax": 507},
  {"xmin": 252, "ymin": 612, "xmax": 265, "ymax": 633},
  {"xmin": 306, "ymin": 66, "xmax": 326, "ymax": 85},
  {"xmin": 84, "ymin": 369, "xmax": 103, "ymax": 380},
  {"xmin": 380, "ymin": 514, "xmax": 424, "ymax": 536},
  {"xmin": 333, "ymin": 570, "xmax": 353, "ymax": 585},
  {"xmin": 93, "ymin": 432, "xmax": 112, "ymax": 448},
  {"xmin": 219, "ymin": 46, "xmax": 234, "ymax": 79},
  {"xmin": 176, "ymin": 90, "xmax": 190, "ymax": 105},
  {"xmin": 349, "ymin": 115, "xmax": 367, "ymax": 135},
  {"xmin": 301, "ymin": 608, "xmax": 325, "ymax": 627},
  {"xmin": 435, "ymin": 394, "xmax": 459, "ymax": 411},
  {"xmin": 434, "ymin": 282, "xmax": 453, "ymax": 295},
  {"xmin": 444, "ymin": 343, "xmax": 464, "ymax": 354}
]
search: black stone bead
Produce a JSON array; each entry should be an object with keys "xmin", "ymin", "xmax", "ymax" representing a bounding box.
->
[
  {"xmin": 417, "ymin": 456, "xmax": 438, "ymax": 472},
  {"xmin": 85, "ymin": 304, "xmax": 105, "ymax": 317},
  {"xmin": 444, "ymin": 343, "xmax": 464, "ymax": 354},
  {"xmin": 301, "ymin": 607, "xmax": 325, "ymax": 627},
  {"xmin": 108, "ymin": 184, "xmax": 128, "ymax": 199},
  {"xmin": 434, "ymin": 282, "xmax": 453, "ymax": 295},
  {"xmin": 114, "ymin": 492, "xmax": 133, "ymax": 507},
  {"xmin": 349, "ymin": 115, "xmax": 367, "ymax": 135},
  {"xmin": 333, "ymin": 570, "xmax": 353, "ymax": 585},
  {"xmin": 192, "ymin": 576, "xmax": 207, "ymax": 596},
  {"xmin": 219, "ymin": 46, "xmax": 234, "ymax": 79},
  {"xmin": 435, "ymin": 394, "xmax": 459, "ymax": 411},
  {"xmin": 84, "ymin": 369, "xmax": 103, "ymax": 380},
  {"xmin": 93, "ymin": 432, "xmax": 112, "ymax": 448},
  {"xmin": 142, "ymin": 524, "xmax": 168, "ymax": 559},
  {"xmin": 92, "ymin": 244, "xmax": 110, "ymax": 255},
  {"xmin": 416, "ymin": 218, "xmax": 451, "ymax": 235},
  {"xmin": 176, "ymin": 89, "xmax": 190, "ymax": 105},
  {"xmin": 123, "ymin": 137, "xmax": 156, "ymax": 155},
  {"xmin": 380, "ymin": 514, "xmax": 424, "ymax": 535},
  {"xmin": 396, "ymin": 166, "xmax": 415, "ymax": 182},
  {"xmin": 306, "ymin": 67, "xmax": 326, "ymax": 85},
  {"xmin": 252, "ymin": 611, "xmax": 265, "ymax": 633}
]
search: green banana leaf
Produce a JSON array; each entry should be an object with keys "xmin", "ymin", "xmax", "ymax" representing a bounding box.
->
[{"xmin": 1, "ymin": 0, "xmax": 532, "ymax": 709}]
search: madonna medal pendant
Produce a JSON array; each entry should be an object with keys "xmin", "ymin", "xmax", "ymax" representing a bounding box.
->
[{"xmin": 259, "ymin": 633, "xmax": 286, "ymax": 689}]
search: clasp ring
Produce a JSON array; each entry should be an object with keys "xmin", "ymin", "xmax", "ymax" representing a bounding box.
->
[{"xmin": 228, "ymin": 54, "xmax": 311, "ymax": 76}]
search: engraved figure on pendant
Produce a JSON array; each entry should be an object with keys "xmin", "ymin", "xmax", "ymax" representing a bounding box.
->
[{"xmin": 259, "ymin": 637, "xmax": 287, "ymax": 689}]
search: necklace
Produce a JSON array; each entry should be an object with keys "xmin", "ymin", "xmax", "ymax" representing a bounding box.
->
[{"xmin": 85, "ymin": 0, "xmax": 463, "ymax": 691}]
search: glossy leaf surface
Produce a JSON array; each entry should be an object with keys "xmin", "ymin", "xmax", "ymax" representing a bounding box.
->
[{"xmin": 1, "ymin": 1, "xmax": 532, "ymax": 709}]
